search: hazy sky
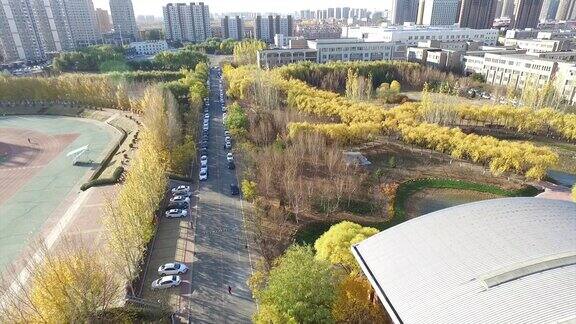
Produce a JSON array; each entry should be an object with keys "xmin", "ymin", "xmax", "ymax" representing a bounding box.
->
[{"xmin": 92, "ymin": 0, "xmax": 394, "ymax": 16}]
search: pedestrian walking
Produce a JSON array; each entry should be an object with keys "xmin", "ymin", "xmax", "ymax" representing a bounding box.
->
[{"xmin": 228, "ymin": 285, "xmax": 232, "ymax": 294}]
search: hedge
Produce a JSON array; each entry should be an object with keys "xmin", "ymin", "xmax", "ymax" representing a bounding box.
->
[{"xmin": 80, "ymin": 166, "xmax": 124, "ymax": 191}]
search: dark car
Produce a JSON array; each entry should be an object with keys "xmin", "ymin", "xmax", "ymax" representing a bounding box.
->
[
  {"xmin": 230, "ymin": 184, "xmax": 240, "ymax": 196},
  {"xmin": 227, "ymin": 161, "xmax": 235, "ymax": 170},
  {"xmin": 168, "ymin": 201, "xmax": 189, "ymax": 210}
]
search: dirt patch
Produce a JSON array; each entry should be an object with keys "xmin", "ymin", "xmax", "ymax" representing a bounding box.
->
[{"xmin": 0, "ymin": 128, "xmax": 78, "ymax": 204}]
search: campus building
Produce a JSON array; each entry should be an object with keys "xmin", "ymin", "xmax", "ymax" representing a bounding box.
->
[
  {"xmin": 353, "ymin": 198, "xmax": 576, "ymax": 324},
  {"xmin": 342, "ymin": 26, "xmax": 499, "ymax": 47},
  {"xmin": 128, "ymin": 40, "xmax": 168, "ymax": 55}
]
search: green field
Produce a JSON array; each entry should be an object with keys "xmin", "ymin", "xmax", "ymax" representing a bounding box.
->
[{"xmin": 0, "ymin": 116, "xmax": 119, "ymax": 270}]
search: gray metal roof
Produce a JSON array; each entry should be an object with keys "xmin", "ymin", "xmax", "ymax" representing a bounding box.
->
[{"xmin": 352, "ymin": 198, "xmax": 576, "ymax": 324}]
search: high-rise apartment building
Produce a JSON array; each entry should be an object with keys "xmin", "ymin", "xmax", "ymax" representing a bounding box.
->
[
  {"xmin": 162, "ymin": 2, "xmax": 211, "ymax": 43},
  {"xmin": 343, "ymin": 7, "xmax": 351, "ymax": 19},
  {"xmin": 65, "ymin": 0, "xmax": 101, "ymax": 47},
  {"xmin": 500, "ymin": 0, "xmax": 516, "ymax": 17},
  {"xmin": 95, "ymin": 8, "xmax": 112, "ymax": 33},
  {"xmin": 221, "ymin": 15, "xmax": 244, "ymax": 40},
  {"xmin": 459, "ymin": 0, "xmax": 498, "ymax": 28},
  {"xmin": 421, "ymin": 0, "xmax": 460, "ymax": 25},
  {"xmin": 540, "ymin": 0, "xmax": 560, "ymax": 20},
  {"xmin": 512, "ymin": 0, "xmax": 543, "ymax": 28},
  {"xmin": 254, "ymin": 15, "xmax": 293, "ymax": 43},
  {"xmin": 392, "ymin": 0, "xmax": 420, "ymax": 24},
  {"xmin": 109, "ymin": 0, "xmax": 139, "ymax": 41},
  {"xmin": 555, "ymin": 0, "xmax": 576, "ymax": 20},
  {"xmin": 33, "ymin": 0, "xmax": 75, "ymax": 53},
  {"xmin": 0, "ymin": 0, "xmax": 45, "ymax": 63},
  {"xmin": 328, "ymin": 8, "xmax": 335, "ymax": 18},
  {"xmin": 336, "ymin": 7, "xmax": 342, "ymax": 19}
]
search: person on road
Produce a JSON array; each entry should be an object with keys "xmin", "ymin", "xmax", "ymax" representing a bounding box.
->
[{"xmin": 228, "ymin": 285, "xmax": 232, "ymax": 294}]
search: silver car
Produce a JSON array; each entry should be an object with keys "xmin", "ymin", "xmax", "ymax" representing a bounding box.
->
[
  {"xmin": 158, "ymin": 262, "xmax": 189, "ymax": 276},
  {"xmin": 151, "ymin": 275, "xmax": 181, "ymax": 290}
]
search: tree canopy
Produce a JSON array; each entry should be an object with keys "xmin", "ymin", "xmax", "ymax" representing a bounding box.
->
[
  {"xmin": 252, "ymin": 245, "xmax": 337, "ymax": 324},
  {"xmin": 314, "ymin": 221, "xmax": 379, "ymax": 272}
]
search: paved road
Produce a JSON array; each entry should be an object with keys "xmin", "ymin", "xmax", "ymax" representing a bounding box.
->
[{"xmin": 186, "ymin": 68, "xmax": 255, "ymax": 323}]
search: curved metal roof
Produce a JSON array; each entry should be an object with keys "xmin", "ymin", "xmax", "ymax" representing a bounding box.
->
[{"xmin": 352, "ymin": 198, "xmax": 576, "ymax": 324}]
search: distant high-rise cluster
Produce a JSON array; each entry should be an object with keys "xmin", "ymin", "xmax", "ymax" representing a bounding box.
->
[
  {"xmin": 222, "ymin": 16, "xmax": 244, "ymax": 40},
  {"xmin": 297, "ymin": 7, "xmax": 367, "ymax": 20},
  {"xmin": 162, "ymin": 2, "xmax": 211, "ymax": 43},
  {"xmin": 0, "ymin": 0, "xmax": 99, "ymax": 63},
  {"xmin": 109, "ymin": 0, "xmax": 140, "ymax": 41},
  {"xmin": 255, "ymin": 15, "xmax": 294, "ymax": 43}
]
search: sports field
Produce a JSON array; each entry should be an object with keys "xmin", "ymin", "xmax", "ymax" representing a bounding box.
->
[{"xmin": 0, "ymin": 115, "xmax": 119, "ymax": 270}]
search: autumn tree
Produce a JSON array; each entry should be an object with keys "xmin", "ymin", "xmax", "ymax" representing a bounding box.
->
[
  {"xmin": 315, "ymin": 221, "xmax": 379, "ymax": 273},
  {"xmin": 252, "ymin": 245, "xmax": 338, "ymax": 324},
  {"xmin": 572, "ymin": 185, "xmax": 576, "ymax": 202},
  {"xmin": 233, "ymin": 39, "xmax": 266, "ymax": 65},
  {"xmin": 332, "ymin": 275, "xmax": 388, "ymax": 324}
]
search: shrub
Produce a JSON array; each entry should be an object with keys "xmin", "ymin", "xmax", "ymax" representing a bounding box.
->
[{"xmin": 80, "ymin": 166, "xmax": 124, "ymax": 191}]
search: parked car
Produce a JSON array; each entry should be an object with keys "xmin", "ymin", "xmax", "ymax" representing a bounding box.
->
[
  {"xmin": 158, "ymin": 262, "xmax": 189, "ymax": 276},
  {"xmin": 227, "ymin": 161, "xmax": 236, "ymax": 170},
  {"xmin": 170, "ymin": 195, "xmax": 190, "ymax": 204},
  {"xmin": 151, "ymin": 275, "xmax": 181, "ymax": 290},
  {"xmin": 199, "ymin": 169, "xmax": 208, "ymax": 181},
  {"xmin": 224, "ymin": 142, "xmax": 232, "ymax": 149},
  {"xmin": 222, "ymin": 106, "xmax": 227, "ymax": 112},
  {"xmin": 171, "ymin": 185, "xmax": 190, "ymax": 194},
  {"xmin": 167, "ymin": 201, "xmax": 188, "ymax": 210},
  {"xmin": 165, "ymin": 208, "xmax": 188, "ymax": 218},
  {"xmin": 224, "ymin": 131, "xmax": 230, "ymax": 137},
  {"xmin": 230, "ymin": 184, "xmax": 240, "ymax": 196},
  {"xmin": 227, "ymin": 153, "xmax": 234, "ymax": 162}
]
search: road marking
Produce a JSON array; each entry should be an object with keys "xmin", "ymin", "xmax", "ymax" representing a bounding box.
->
[{"xmin": 0, "ymin": 165, "xmax": 45, "ymax": 171}]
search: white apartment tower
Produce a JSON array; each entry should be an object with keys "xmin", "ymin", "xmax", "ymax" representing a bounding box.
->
[
  {"xmin": 421, "ymin": 0, "xmax": 460, "ymax": 25},
  {"xmin": 163, "ymin": 2, "xmax": 211, "ymax": 43},
  {"xmin": 109, "ymin": 0, "xmax": 139, "ymax": 41},
  {"xmin": 222, "ymin": 16, "xmax": 244, "ymax": 40},
  {"xmin": 0, "ymin": 0, "xmax": 45, "ymax": 62},
  {"xmin": 64, "ymin": 0, "xmax": 101, "ymax": 47},
  {"xmin": 254, "ymin": 15, "xmax": 294, "ymax": 43}
]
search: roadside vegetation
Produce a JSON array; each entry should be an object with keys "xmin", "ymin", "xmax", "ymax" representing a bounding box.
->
[{"xmin": 221, "ymin": 59, "xmax": 575, "ymax": 320}]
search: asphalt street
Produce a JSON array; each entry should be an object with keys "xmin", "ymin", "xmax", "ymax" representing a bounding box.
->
[{"xmin": 186, "ymin": 68, "xmax": 255, "ymax": 323}]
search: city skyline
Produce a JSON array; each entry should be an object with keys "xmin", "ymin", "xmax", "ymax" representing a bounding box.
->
[{"xmin": 92, "ymin": 0, "xmax": 394, "ymax": 16}]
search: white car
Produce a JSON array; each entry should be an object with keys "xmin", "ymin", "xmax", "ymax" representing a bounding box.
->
[
  {"xmin": 224, "ymin": 131, "xmax": 230, "ymax": 137},
  {"xmin": 200, "ymin": 155, "xmax": 208, "ymax": 167},
  {"xmin": 170, "ymin": 195, "xmax": 190, "ymax": 204},
  {"xmin": 165, "ymin": 208, "xmax": 188, "ymax": 218},
  {"xmin": 225, "ymin": 136, "xmax": 231, "ymax": 142},
  {"xmin": 227, "ymin": 153, "xmax": 234, "ymax": 162},
  {"xmin": 171, "ymin": 185, "xmax": 190, "ymax": 194},
  {"xmin": 204, "ymin": 113, "xmax": 210, "ymax": 119},
  {"xmin": 158, "ymin": 262, "xmax": 189, "ymax": 276},
  {"xmin": 222, "ymin": 106, "xmax": 227, "ymax": 112},
  {"xmin": 199, "ymin": 169, "xmax": 208, "ymax": 181},
  {"xmin": 151, "ymin": 275, "xmax": 181, "ymax": 290}
]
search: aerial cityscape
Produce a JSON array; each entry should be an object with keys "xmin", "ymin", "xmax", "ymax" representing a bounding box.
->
[{"xmin": 0, "ymin": 0, "xmax": 575, "ymax": 323}]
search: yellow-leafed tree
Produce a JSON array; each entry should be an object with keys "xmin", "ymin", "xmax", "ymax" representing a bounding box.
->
[
  {"xmin": 332, "ymin": 275, "xmax": 388, "ymax": 324},
  {"xmin": 315, "ymin": 221, "xmax": 379, "ymax": 273}
]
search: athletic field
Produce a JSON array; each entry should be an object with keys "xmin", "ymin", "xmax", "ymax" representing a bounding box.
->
[{"xmin": 0, "ymin": 116, "xmax": 118, "ymax": 270}]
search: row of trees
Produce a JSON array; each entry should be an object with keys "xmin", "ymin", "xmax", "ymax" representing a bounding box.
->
[
  {"xmin": 250, "ymin": 221, "xmax": 386, "ymax": 323},
  {"xmin": 185, "ymin": 37, "xmax": 238, "ymax": 55},
  {"xmin": 0, "ymin": 74, "xmax": 135, "ymax": 110},
  {"xmin": 232, "ymin": 39, "xmax": 266, "ymax": 65},
  {"xmin": 52, "ymin": 45, "xmax": 208, "ymax": 73},
  {"xmin": 276, "ymin": 60, "xmax": 485, "ymax": 93},
  {"xmin": 223, "ymin": 65, "xmax": 563, "ymax": 180}
]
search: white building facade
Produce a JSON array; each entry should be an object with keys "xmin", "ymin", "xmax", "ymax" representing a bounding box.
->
[
  {"xmin": 342, "ymin": 26, "xmax": 499, "ymax": 47},
  {"xmin": 163, "ymin": 2, "xmax": 211, "ymax": 43},
  {"xmin": 109, "ymin": 0, "xmax": 140, "ymax": 41},
  {"xmin": 128, "ymin": 40, "xmax": 168, "ymax": 55},
  {"xmin": 307, "ymin": 38, "xmax": 397, "ymax": 63}
]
